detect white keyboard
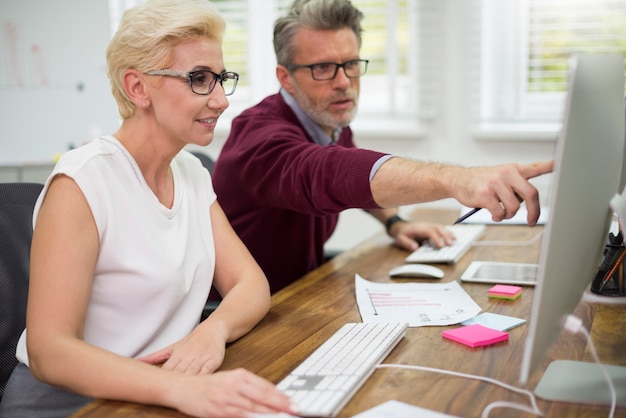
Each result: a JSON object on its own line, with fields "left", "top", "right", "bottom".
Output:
{"left": 405, "top": 224, "right": 486, "bottom": 264}
{"left": 276, "top": 322, "right": 407, "bottom": 417}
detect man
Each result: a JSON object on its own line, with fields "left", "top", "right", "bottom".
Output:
{"left": 213, "top": 0, "right": 552, "bottom": 293}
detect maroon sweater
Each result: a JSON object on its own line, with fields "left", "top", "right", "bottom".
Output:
{"left": 213, "top": 93, "right": 387, "bottom": 293}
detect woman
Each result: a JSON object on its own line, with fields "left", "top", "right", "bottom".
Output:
{"left": 0, "top": 1, "right": 296, "bottom": 417}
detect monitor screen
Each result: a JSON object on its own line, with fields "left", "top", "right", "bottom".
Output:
{"left": 519, "top": 53, "right": 625, "bottom": 386}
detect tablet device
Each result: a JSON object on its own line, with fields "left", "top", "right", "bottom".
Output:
{"left": 460, "top": 261, "right": 538, "bottom": 286}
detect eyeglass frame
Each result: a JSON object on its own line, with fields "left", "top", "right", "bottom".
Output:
{"left": 144, "top": 69, "right": 239, "bottom": 96}
{"left": 286, "top": 59, "right": 369, "bottom": 81}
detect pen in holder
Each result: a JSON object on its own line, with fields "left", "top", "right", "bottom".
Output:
{"left": 590, "top": 231, "right": 626, "bottom": 297}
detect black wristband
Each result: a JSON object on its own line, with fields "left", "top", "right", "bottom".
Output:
{"left": 385, "top": 214, "right": 407, "bottom": 234}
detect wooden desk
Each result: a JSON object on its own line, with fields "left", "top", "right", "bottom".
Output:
{"left": 71, "top": 208, "right": 626, "bottom": 418}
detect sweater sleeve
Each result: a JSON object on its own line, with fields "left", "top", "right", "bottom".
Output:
{"left": 221, "top": 97, "right": 387, "bottom": 216}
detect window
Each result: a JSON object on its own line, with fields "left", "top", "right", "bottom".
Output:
{"left": 479, "top": 0, "right": 626, "bottom": 135}
{"left": 218, "top": 0, "right": 433, "bottom": 131}
{"left": 108, "top": 0, "right": 434, "bottom": 135}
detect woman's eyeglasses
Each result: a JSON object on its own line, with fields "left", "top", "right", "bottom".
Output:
{"left": 144, "top": 69, "right": 239, "bottom": 96}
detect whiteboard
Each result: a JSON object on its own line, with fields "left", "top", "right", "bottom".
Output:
{"left": 0, "top": 0, "right": 120, "bottom": 163}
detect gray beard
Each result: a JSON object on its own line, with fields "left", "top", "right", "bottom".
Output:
{"left": 291, "top": 85, "right": 358, "bottom": 131}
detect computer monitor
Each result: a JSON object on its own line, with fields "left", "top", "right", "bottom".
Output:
{"left": 620, "top": 93, "right": 626, "bottom": 193}
{"left": 519, "top": 53, "right": 626, "bottom": 400}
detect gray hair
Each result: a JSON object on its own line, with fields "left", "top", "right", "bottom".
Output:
{"left": 273, "top": 0, "right": 364, "bottom": 66}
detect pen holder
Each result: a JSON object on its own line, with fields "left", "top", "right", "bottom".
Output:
{"left": 590, "top": 242, "right": 626, "bottom": 297}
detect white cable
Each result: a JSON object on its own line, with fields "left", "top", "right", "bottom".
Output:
{"left": 378, "top": 318, "right": 618, "bottom": 418}
{"left": 564, "top": 314, "right": 617, "bottom": 418}
{"left": 375, "top": 363, "right": 544, "bottom": 417}
{"left": 481, "top": 400, "right": 542, "bottom": 417}
{"left": 563, "top": 314, "right": 583, "bottom": 334}
{"left": 472, "top": 230, "right": 543, "bottom": 247}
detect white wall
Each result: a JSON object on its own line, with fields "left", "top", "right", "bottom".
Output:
{"left": 0, "top": 0, "right": 119, "bottom": 164}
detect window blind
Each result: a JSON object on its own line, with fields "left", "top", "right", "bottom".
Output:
{"left": 109, "top": 0, "right": 442, "bottom": 127}
{"left": 528, "top": 0, "right": 626, "bottom": 93}
{"left": 480, "top": 0, "right": 626, "bottom": 125}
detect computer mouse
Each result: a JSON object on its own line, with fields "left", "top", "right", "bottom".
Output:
{"left": 388, "top": 264, "right": 445, "bottom": 279}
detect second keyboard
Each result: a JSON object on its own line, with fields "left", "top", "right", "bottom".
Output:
{"left": 405, "top": 224, "right": 486, "bottom": 264}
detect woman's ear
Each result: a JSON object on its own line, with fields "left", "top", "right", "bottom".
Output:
{"left": 123, "top": 69, "right": 150, "bottom": 108}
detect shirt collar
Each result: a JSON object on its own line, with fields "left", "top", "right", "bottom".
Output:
{"left": 280, "top": 89, "right": 342, "bottom": 145}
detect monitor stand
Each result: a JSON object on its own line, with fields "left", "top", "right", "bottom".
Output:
{"left": 535, "top": 360, "right": 626, "bottom": 406}
{"left": 582, "top": 288, "right": 626, "bottom": 305}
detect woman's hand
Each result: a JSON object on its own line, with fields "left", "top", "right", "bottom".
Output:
{"left": 138, "top": 320, "right": 229, "bottom": 375}
{"left": 171, "top": 368, "right": 298, "bottom": 418}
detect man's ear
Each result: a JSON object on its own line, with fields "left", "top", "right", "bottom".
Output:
{"left": 276, "top": 64, "right": 295, "bottom": 95}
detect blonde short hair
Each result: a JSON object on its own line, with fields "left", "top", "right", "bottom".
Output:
{"left": 106, "top": 0, "right": 225, "bottom": 119}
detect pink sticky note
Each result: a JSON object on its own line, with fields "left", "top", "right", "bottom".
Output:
{"left": 442, "top": 324, "right": 509, "bottom": 348}
{"left": 488, "top": 284, "right": 522, "bottom": 300}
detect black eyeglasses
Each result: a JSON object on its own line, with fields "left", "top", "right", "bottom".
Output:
{"left": 144, "top": 69, "right": 239, "bottom": 96}
{"left": 286, "top": 59, "right": 369, "bottom": 81}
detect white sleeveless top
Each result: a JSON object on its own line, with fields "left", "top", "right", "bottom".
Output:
{"left": 16, "top": 136, "right": 216, "bottom": 364}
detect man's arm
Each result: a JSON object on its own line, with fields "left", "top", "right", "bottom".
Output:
{"left": 370, "top": 158, "right": 553, "bottom": 226}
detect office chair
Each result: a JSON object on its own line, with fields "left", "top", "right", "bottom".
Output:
{"left": 188, "top": 152, "right": 222, "bottom": 319}
{"left": 0, "top": 182, "right": 43, "bottom": 400}
{"left": 190, "top": 150, "right": 215, "bottom": 174}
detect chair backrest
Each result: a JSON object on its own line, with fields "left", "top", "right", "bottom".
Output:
{"left": 190, "top": 151, "right": 215, "bottom": 174}
{"left": 0, "top": 182, "right": 43, "bottom": 400}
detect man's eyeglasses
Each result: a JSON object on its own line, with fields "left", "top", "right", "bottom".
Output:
{"left": 144, "top": 69, "right": 239, "bottom": 96}
{"left": 286, "top": 59, "right": 369, "bottom": 81}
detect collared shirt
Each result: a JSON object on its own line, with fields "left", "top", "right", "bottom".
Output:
{"left": 280, "top": 89, "right": 393, "bottom": 182}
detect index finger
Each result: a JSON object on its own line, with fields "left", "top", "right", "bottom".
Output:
{"left": 518, "top": 160, "right": 554, "bottom": 180}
